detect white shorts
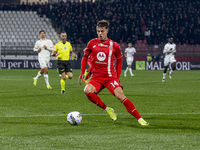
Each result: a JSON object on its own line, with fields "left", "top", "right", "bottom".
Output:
{"left": 38, "top": 57, "right": 50, "bottom": 68}
{"left": 164, "top": 56, "right": 176, "bottom": 66}
{"left": 126, "top": 58, "right": 134, "bottom": 65}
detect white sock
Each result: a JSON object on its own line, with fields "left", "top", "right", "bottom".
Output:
{"left": 138, "top": 118, "right": 143, "bottom": 122}
{"left": 105, "top": 107, "right": 108, "bottom": 111}
{"left": 44, "top": 74, "right": 49, "bottom": 85}
{"left": 124, "top": 67, "right": 129, "bottom": 73}
{"left": 35, "top": 71, "right": 41, "bottom": 80}
{"left": 129, "top": 68, "right": 133, "bottom": 76}
{"left": 163, "top": 73, "right": 166, "bottom": 79}
{"left": 169, "top": 70, "right": 173, "bottom": 74}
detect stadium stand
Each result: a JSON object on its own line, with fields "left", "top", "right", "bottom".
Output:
{"left": 0, "top": 0, "right": 199, "bottom": 45}
{"left": 0, "top": 10, "right": 59, "bottom": 55}
{"left": 0, "top": 0, "right": 199, "bottom": 60}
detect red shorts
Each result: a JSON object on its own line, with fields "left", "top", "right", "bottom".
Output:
{"left": 88, "top": 76, "right": 123, "bottom": 95}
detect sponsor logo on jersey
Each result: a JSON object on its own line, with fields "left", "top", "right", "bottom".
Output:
{"left": 98, "top": 43, "right": 108, "bottom": 47}
{"left": 93, "top": 45, "right": 96, "bottom": 48}
{"left": 97, "top": 52, "right": 106, "bottom": 61}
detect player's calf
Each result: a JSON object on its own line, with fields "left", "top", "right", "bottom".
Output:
{"left": 162, "top": 66, "right": 168, "bottom": 82}
{"left": 171, "top": 62, "right": 176, "bottom": 73}
{"left": 169, "top": 62, "right": 176, "bottom": 79}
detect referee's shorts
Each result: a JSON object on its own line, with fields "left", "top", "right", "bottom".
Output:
{"left": 57, "top": 60, "right": 72, "bottom": 74}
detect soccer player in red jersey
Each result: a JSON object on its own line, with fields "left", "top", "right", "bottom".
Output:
{"left": 79, "top": 20, "right": 149, "bottom": 126}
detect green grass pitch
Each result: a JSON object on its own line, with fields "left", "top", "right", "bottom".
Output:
{"left": 0, "top": 69, "right": 199, "bottom": 150}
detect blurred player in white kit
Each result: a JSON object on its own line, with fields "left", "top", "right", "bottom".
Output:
{"left": 124, "top": 43, "right": 136, "bottom": 77}
{"left": 162, "top": 38, "right": 176, "bottom": 82}
{"left": 33, "top": 30, "right": 55, "bottom": 89}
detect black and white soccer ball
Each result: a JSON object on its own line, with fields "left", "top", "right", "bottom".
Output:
{"left": 67, "top": 111, "right": 82, "bottom": 125}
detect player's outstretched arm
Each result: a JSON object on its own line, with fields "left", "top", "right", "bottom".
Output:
{"left": 116, "top": 57, "right": 123, "bottom": 79}
{"left": 71, "top": 52, "right": 78, "bottom": 59}
{"left": 163, "top": 45, "right": 168, "bottom": 54}
{"left": 173, "top": 45, "right": 176, "bottom": 55}
{"left": 124, "top": 52, "right": 127, "bottom": 58}
{"left": 79, "top": 53, "right": 89, "bottom": 85}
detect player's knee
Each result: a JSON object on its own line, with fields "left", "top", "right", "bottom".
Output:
{"left": 68, "top": 74, "right": 73, "bottom": 79}
{"left": 164, "top": 66, "right": 168, "bottom": 73}
{"left": 115, "top": 92, "right": 126, "bottom": 102}
{"left": 84, "top": 85, "right": 95, "bottom": 94}
{"left": 40, "top": 69, "right": 44, "bottom": 74}
{"left": 84, "top": 87, "right": 91, "bottom": 94}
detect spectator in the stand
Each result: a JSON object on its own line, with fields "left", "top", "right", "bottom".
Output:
{"left": 147, "top": 54, "right": 152, "bottom": 62}
{"left": 0, "top": 0, "right": 199, "bottom": 45}
{"left": 144, "top": 27, "right": 151, "bottom": 44}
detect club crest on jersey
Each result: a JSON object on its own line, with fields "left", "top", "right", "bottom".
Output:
{"left": 64, "top": 47, "right": 66, "bottom": 49}
{"left": 97, "top": 52, "right": 106, "bottom": 61}
{"left": 98, "top": 43, "right": 108, "bottom": 47}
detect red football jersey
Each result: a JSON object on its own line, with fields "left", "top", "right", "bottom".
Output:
{"left": 87, "top": 53, "right": 93, "bottom": 68}
{"left": 85, "top": 38, "right": 122, "bottom": 77}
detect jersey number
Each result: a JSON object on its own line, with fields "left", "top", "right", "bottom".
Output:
{"left": 110, "top": 81, "right": 119, "bottom": 88}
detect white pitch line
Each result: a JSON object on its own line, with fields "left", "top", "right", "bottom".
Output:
{"left": 0, "top": 113, "right": 199, "bottom": 118}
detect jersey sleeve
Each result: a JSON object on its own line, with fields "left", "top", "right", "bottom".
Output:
{"left": 33, "top": 41, "right": 39, "bottom": 51}
{"left": 114, "top": 43, "right": 123, "bottom": 59}
{"left": 54, "top": 43, "right": 59, "bottom": 52}
{"left": 47, "top": 40, "right": 55, "bottom": 51}
{"left": 174, "top": 44, "right": 176, "bottom": 52}
{"left": 84, "top": 40, "right": 92, "bottom": 55}
{"left": 125, "top": 48, "right": 127, "bottom": 53}
{"left": 70, "top": 43, "right": 73, "bottom": 52}
{"left": 163, "top": 44, "right": 168, "bottom": 54}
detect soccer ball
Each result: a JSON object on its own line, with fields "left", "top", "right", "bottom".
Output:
{"left": 67, "top": 111, "right": 82, "bottom": 125}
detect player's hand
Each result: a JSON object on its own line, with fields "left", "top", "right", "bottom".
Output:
{"left": 56, "top": 53, "right": 60, "bottom": 56}
{"left": 78, "top": 74, "right": 85, "bottom": 85}
{"left": 43, "top": 45, "right": 47, "bottom": 49}
{"left": 167, "top": 52, "right": 171, "bottom": 54}
{"left": 38, "top": 48, "right": 41, "bottom": 52}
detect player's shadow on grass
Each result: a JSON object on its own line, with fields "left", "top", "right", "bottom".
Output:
{"left": 115, "top": 117, "right": 200, "bottom": 131}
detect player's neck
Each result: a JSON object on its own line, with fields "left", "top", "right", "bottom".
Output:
{"left": 100, "top": 38, "right": 108, "bottom": 43}
{"left": 62, "top": 40, "right": 66, "bottom": 44}
{"left": 41, "top": 38, "right": 46, "bottom": 40}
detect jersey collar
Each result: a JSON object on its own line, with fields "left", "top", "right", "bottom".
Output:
{"left": 98, "top": 38, "right": 110, "bottom": 43}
